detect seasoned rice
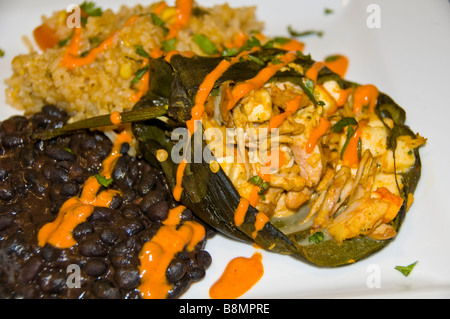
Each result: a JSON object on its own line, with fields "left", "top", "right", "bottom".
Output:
{"left": 4, "top": 2, "right": 263, "bottom": 121}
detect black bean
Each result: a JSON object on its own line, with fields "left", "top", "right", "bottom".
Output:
{"left": 0, "top": 213, "right": 14, "bottom": 231}
{"left": 40, "top": 244, "right": 61, "bottom": 262}
{"left": 120, "top": 143, "right": 130, "bottom": 155}
{"left": 136, "top": 173, "right": 158, "bottom": 196}
{"left": 48, "top": 167, "right": 69, "bottom": 184}
{"left": 42, "top": 105, "right": 68, "bottom": 119}
{"left": 100, "top": 228, "right": 122, "bottom": 246}
{"left": 146, "top": 200, "right": 169, "bottom": 222}
{"left": 196, "top": 250, "right": 212, "bottom": 269}
{"left": 78, "top": 240, "right": 107, "bottom": 257}
{"left": 139, "top": 189, "right": 168, "bottom": 214}
{"left": 109, "top": 194, "right": 122, "bottom": 210}
{"left": 123, "top": 218, "right": 144, "bottom": 236}
{"left": 2, "top": 134, "right": 24, "bottom": 148}
{"left": 111, "top": 157, "right": 128, "bottom": 181}
{"left": 38, "top": 271, "right": 66, "bottom": 293}
{"left": 0, "top": 181, "right": 15, "bottom": 201}
{"left": 188, "top": 265, "right": 205, "bottom": 282}
{"left": 92, "top": 279, "right": 121, "bottom": 299}
{"left": 85, "top": 259, "right": 107, "bottom": 277}
{"left": 115, "top": 267, "right": 140, "bottom": 290}
{"left": 73, "top": 223, "right": 96, "bottom": 241}
{"left": 0, "top": 160, "right": 14, "bottom": 180}
{"left": 20, "top": 144, "right": 37, "bottom": 167}
{"left": 168, "top": 276, "right": 190, "bottom": 299}
{"left": 45, "top": 146, "right": 75, "bottom": 162}
{"left": 166, "top": 258, "right": 187, "bottom": 284}
{"left": 19, "top": 256, "right": 42, "bottom": 283}
{"left": 60, "top": 182, "right": 79, "bottom": 197}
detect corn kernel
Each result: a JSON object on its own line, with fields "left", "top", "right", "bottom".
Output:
{"left": 161, "top": 7, "right": 177, "bottom": 25}
{"left": 119, "top": 62, "right": 132, "bottom": 79}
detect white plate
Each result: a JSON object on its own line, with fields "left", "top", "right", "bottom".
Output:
{"left": 1, "top": 0, "right": 449, "bottom": 299}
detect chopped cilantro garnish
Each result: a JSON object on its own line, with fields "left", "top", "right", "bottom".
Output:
{"left": 395, "top": 261, "right": 418, "bottom": 277}
{"left": 130, "top": 65, "right": 150, "bottom": 86}
{"left": 58, "top": 31, "right": 74, "bottom": 47}
{"left": 162, "top": 37, "right": 178, "bottom": 51}
{"left": 134, "top": 44, "right": 150, "bottom": 59}
{"left": 150, "top": 12, "right": 169, "bottom": 35}
{"left": 0, "top": 49, "right": 5, "bottom": 57}
{"left": 248, "top": 175, "right": 270, "bottom": 196}
{"left": 309, "top": 232, "right": 324, "bottom": 244}
{"left": 95, "top": 174, "right": 113, "bottom": 187}
{"left": 288, "top": 25, "right": 323, "bottom": 38}
{"left": 80, "top": 1, "right": 103, "bottom": 17}
{"left": 193, "top": 34, "right": 219, "bottom": 55}
{"left": 331, "top": 117, "right": 358, "bottom": 132}
{"left": 324, "top": 8, "right": 334, "bottom": 15}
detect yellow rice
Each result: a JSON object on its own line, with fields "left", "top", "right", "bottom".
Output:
{"left": 4, "top": 2, "right": 263, "bottom": 121}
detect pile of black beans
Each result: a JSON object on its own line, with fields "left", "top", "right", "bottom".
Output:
{"left": 0, "top": 105, "right": 213, "bottom": 299}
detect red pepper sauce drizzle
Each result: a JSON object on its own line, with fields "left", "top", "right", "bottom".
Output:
{"left": 138, "top": 205, "right": 205, "bottom": 299}
{"left": 38, "top": 126, "right": 133, "bottom": 248}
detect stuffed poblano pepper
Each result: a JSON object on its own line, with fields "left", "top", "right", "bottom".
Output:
{"left": 129, "top": 47, "right": 425, "bottom": 267}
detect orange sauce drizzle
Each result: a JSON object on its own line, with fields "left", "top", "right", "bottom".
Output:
{"left": 110, "top": 111, "right": 122, "bottom": 125}
{"left": 130, "top": 58, "right": 150, "bottom": 102}
{"left": 209, "top": 252, "right": 264, "bottom": 299}
{"left": 138, "top": 205, "right": 205, "bottom": 299}
{"left": 305, "top": 61, "right": 324, "bottom": 83}
{"left": 269, "top": 95, "right": 302, "bottom": 129}
{"left": 353, "top": 84, "right": 379, "bottom": 114}
{"left": 342, "top": 122, "right": 365, "bottom": 168}
{"left": 252, "top": 212, "right": 270, "bottom": 239}
{"left": 305, "top": 117, "right": 331, "bottom": 153}
{"left": 324, "top": 54, "right": 348, "bottom": 78}
{"left": 234, "top": 198, "right": 250, "bottom": 227}
{"left": 227, "top": 51, "right": 298, "bottom": 111}
{"left": 37, "top": 128, "right": 133, "bottom": 248}
{"left": 60, "top": 15, "right": 138, "bottom": 69}
{"left": 280, "top": 39, "right": 304, "bottom": 52}
{"left": 167, "top": 0, "right": 193, "bottom": 39}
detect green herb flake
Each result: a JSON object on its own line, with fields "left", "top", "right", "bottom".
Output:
{"left": 331, "top": 117, "right": 358, "bottom": 132}
{"left": 162, "top": 38, "right": 178, "bottom": 51}
{"left": 134, "top": 44, "right": 150, "bottom": 59}
{"left": 0, "top": 49, "right": 4, "bottom": 57}
{"left": 80, "top": 1, "right": 103, "bottom": 17}
{"left": 309, "top": 232, "right": 324, "bottom": 244}
{"left": 248, "top": 175, "right": 270, "bottom": 195}
{"left": 395, "top": 261, "right": 418, "bottom": 277}
{"left": 150, "top": 12, "right": 169, "bottom": 35}
{"left": 288, "top": 26, "right": 323, "bottom": 38}
{"left": 64, "top": 147, "right": 74, "bottom": 155}
{"left": 325, "top": 55, "right": 340, "bottom": 63}
{"left": 193, "top": 34, "right": 219, "bottom": 55}
{"left": 340, "top": 125, "right": 356, "bottom": 158}
{"left": 248, "top": 55, "right": 265, "bottom": 66}
{"left": 95, "top": 174, "right": 113, "bottom": 187}
{"left": 130, "top": 65, "right": 150, "bottom": 86}
{"left": 58, "top": 31, "right": 74, "bottom": 47}
{"left": 324, "top": 8, "right": 334, "bottom": 15}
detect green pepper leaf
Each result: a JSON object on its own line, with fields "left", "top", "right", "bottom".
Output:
{"left": 340, "top": 125, "right": 356, "bottom": 158}
{"left": 95, "top": 174, "right": 113, "bottom": 187}
{"left": 395, "top": 261, "right": 418, "bottom": 277}
{"left": 331, "top": 117, "right": 358, "bottom": 132}
{"left": 80, "top": 1, "right": 103, "bottom": 17}
{"left": 193, "top": 34, "right": 219, "bottom": 55}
